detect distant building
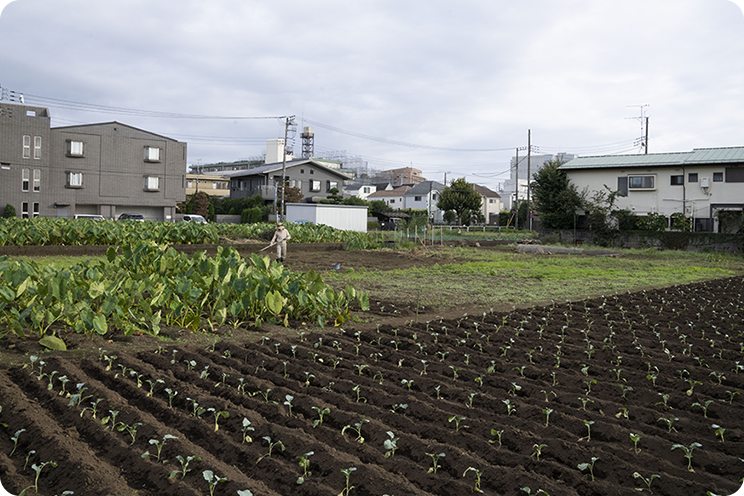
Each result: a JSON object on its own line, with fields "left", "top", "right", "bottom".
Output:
{"left": 0, "top": 103, "right": 187, "bottom": 220}
{"left": 500, "top": 153, "right": 575, "bottom": 210}
{"left": 379, "top": 167, "right": 425, "bottom": 186}
{"left": 186, "top": 173, "right": 230, "bottom": 197}
{"left": 472, "top": 184, "right": 503, "bottom": 224}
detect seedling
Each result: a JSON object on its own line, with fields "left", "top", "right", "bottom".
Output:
{"left": 257, "top": 436, "right": 285, "bottom": 463}
{"left": 101, "top": 410, "right": 121, "bottom": 431}
{"left": 341, "top": 419, "right": 369, "bottom": 444}
{"left": 531, "top": 443, "right": 547, "bottom": 461}
{"left": 646, "top": 373, "right": 658, "bottom": 387}
{"left": 711, "top": 424, "right": 725, "bottom": 442}
{"left": 655, "top": 392, "right": 672, "bottom": 409}
{"left": 520, "top": 488, "right": 549, "bottom": 495}
{"left": 202, "top": 470, "right": 227, "bottom": 496}
{"left": 577, "top": 456, "right": 598, "bottom": 481}
{"left": 671, "top": 442, "right": 702, "bottom": 472}
{"left": 373, "top": 371, "right": 384, "bottom": 385}
{"left": 449, "top": 366, "right": 461, "bottom": 380}
{"left": 448, "top": 415, "right": 468, "bottom": 432}
{"left": 709, "top": 371, "right": 725, "bottom": 385}
{"left": 489, "top": 428, "right": 504, "bottom": 448}
{"left": 657, "top": 416, "right": 679, "bottom": 433}
{"left": 355, "top": 364, "right": 368, "bottom": 376}
{"left": 142, "top": 434, "right": 178, "bottom": 463}
{"left": 10, "top": 428, "right": 25, "bottom": 457}
{"left": 691, "top": 400, "right": 713, "bottom": 418}
{"left": 583, "top": 379, "right": 597, "bottom": 394}
{"left": 390, "top": 403, "right": 408, "bottom": 414}
{"left": 578, "top": 397, "right": 594, "bottom": 412}
{"left": 187, "top": 398, "right": 206, "bottom": 418}
{"left": 541, "top": 390, "right": 557, "bottom": 402}
{"left": 57, "top": 375, "right": 70, "bottom": 396}
{"left": 339, "top": 467, "right": 356, "bottom": 496}
{"left": 145, "top": 379, "right": 164, "bottom": 397}
{"left": 503, "top": 399, "right": 516, "bottom": 416}
{"left": 164, "top": 388, "right": 178, "bottom": 408}
{"left": 241, "top": 418, "right": 255, "bottom": 443}
{"left": 401, "top": 378, "right": 414, "bottom": 391}
{"left": 303, "top": 372, "right": 315, "bottom": 388}
{"left": 383, "top": 431, "right": 399, "bottom": 458}
{"left": 68, "top": 383, "right": 90, "bottom": 407}
{"left": 207, "top": 408, "right": 229, "bottom": 431}
{"left": 23, "top": 450, "right": 35, "bottom": 470}
{"left": 169, "top": 455, "right": 201, "bottom": 480}
{"left": 615, "top": 384, "right": 633, "bottom": 398}
{"left": 580, "top": 420, "right": 594, "bottom": 442}
{"left": 725, "top": 390, "right": 740, "bottom": 404}
{"left": 117, "top": 422, "right": 143, "bottom": 445}
{"left": 542, "top": 408, "right": 553, "bottom": 427}
{"left": 22, "top": 460, "right": 57, "bottom": 495}
{"left": 466, "top": 393, "right": 477, "bottom": 408}
{"left": 297, "top": 451, "right": 313, "bottom": 484}
{"left": 684, "top": 379, "right": 702, "bottom": 396}
{"left": 352, "top": 385, "right": 367, "bottom": 403}
{"left": 80, "top": 398, "right": 104, "bottom": 419}
{"left": 508, "top": 382, "right": 522, "bottom": 396}
{"left": 463, "top": 467, "right": 484, "bottom": 493}
{"left": 426, "top": 452, "right": 445, "bottom": 474}
{"left": 616, "top": 407, "right": 629, "bottom": 419}
{"left": 256, "top": 388, "right": 273, "bottom": 404}
{"left": 633, "top": 472, "right": 660, "bottom": 492}
{"left": 311, "top": 406, "right": 330, "bottom": 428}
{"left": 630, "top": 433, "right": 641, "bottom": 454}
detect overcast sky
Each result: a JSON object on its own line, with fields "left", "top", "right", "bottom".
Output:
{"left": 2, "top": 0, "right": 744, "bottom": 191}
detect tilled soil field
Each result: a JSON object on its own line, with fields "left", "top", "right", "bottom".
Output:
{"left": 0, "top": 247, "right": 743, "bottom": 495}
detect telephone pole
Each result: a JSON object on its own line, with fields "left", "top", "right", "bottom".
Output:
{"left": 279, "top": 115, "right": 296, "bottom": 222}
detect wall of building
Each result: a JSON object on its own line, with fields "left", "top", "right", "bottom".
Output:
{"left": 285, "top": 203, "right": 368, "bottom": 232}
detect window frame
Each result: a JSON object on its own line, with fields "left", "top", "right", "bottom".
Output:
{"left": 628, "top": 175, "right": 655, "bottom": 190}
{"left": 22, "top": 168, "right": 29, "bottom": 192}
{"left": 670, "top": 175, "right": 684, "bottom": 186}
{"left": 144, "top": 146, "right": 161, "bottom": 163}
{"left": 66, "top": 171, "right": 84, "bottom": 188}
{"left": 22, "top": 135, "right": 30, "bottom": 159}
{"left": 33, "top": 169, "right": 40, "bottom": 192}
{"left": 327, "top": 180, "right": 338, "bottom": 192}
{"left": 713, "top": 172, "right": 723, "bottom": 182}
{"left": 688, "top": 172, "right": 698, "bottom": 183}
{"left": 22, "top": 202, "right": 29, "bottom": 219}
{"left": 32, "top": 202, "right": 39, "bottom": 218}
{"left": 33, "top": 136, "right": 42, "bottom": 159}
{"left": 144, "top": 175, "right": 160, "bottom": 191}
{"left": 67, "top": 140, "right": 84, "bottom": 157}
{"left": 309, "top": 180, "right": 321, "bottom": 192}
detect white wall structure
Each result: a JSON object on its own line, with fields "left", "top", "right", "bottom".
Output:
{"left": 286, "top": 203, "right": 368, "bottom": 232}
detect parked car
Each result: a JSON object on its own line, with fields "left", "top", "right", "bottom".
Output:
{"left": 117, "top": 213, "right": 146, "bottom": 221}
{"left": 74, "top": 214, "right": 105, "bottom": 221}
{"left": 182, "top": 214, "right": 207, "bottom": 223}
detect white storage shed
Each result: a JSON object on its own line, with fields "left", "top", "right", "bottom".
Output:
{"left": 285, "top": 204, "right": 368, "bottom": 232}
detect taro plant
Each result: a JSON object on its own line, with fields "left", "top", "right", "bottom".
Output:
{"left": 671, "top": 442, "right": 702, "bottom": 472}
{"left": 202, "top": 470, "right": 227, "bottom": 496}
{"left": 577, "top": 457, "right": 598, "bottom": 481}
{"left": 296, "top": 451, "right": 314, "bottom": 485}
{"left": 633, "top": 472, "right": 660, "bottom": 492}
{"left": 426, "top": 452, "right": 445, "bottom": 474}
{"left": 383, "top": 431, "right": 399, "bottom": 458}
{"left": 463, "top": 467, "right": 484, "bottom": 493}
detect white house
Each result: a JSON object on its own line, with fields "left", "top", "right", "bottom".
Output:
{"left": 473, "top": 184, "right": 503, "bottom": 224}
{"left": 366, "top": 185, "right": 411, "bottom": 208}
{"left": 343, "top": 182, "right": 378, "bottom": 200}
{"left": 560, "top": 146, "right": 744, "bottom": 232}
{"left": 403, "top": 181, "right": 445, "bottom": 222}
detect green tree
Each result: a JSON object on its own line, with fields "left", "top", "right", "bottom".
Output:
{"left": 531, "top": 158, "right": 583, "bottom": 229}
{"left": 369, "top": 200, "right": 392, "bottom": 215}
{"left": 3, "top": 204, "right": 16, "bottom": 218}
{"left": 437, "top": 178, "right": 482, "bottom": 225}
{"left": 319, "top": 187, "right": 344, "bottom": 204}
{"left": 343, "top": 196, "right": 368, "bottom": 206}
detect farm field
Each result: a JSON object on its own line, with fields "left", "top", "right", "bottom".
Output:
{"left": 0, "top": 246, "right": 743, "bottom": 496}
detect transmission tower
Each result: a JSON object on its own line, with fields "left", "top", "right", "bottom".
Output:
{"left": 301, "top": 126, "right": 314, "bottom": 158}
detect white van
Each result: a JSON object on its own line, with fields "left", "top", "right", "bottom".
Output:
{"left": 74, "top": 214, "right": 105, "bottom": 221}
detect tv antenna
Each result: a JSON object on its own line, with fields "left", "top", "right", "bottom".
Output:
{"left": 626, "top": 104, "right": 650, "bottom": 154}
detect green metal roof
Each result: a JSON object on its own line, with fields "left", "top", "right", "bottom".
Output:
{"left": 559, "top": 146, "right": 744, "bottom": 170}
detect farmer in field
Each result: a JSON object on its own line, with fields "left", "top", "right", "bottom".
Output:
{"left": 271, "top": 222, "right": 291, "bottom": 263}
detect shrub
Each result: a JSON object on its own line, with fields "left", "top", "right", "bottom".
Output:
{"left": 2, "top": 204, "right": 15, "bottom": 218}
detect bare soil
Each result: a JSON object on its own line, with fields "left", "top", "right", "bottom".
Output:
{"left": 0, "top": 245, "right": 742, "bottom": 496}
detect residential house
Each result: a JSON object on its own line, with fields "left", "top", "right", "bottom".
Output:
{"left": 473, "top": 184, "right": 503, "bottom": 224}
{"left": 186, "top": 173, "right": 230, "bottom": 197}
{"left": 560, "top": 146, "right": 744, "bottom": 232}
{"left": 0, "top": 103, "right": 187, "bottom": 220}
{"left": 366, "top": 185, "right": 411, "bottom": 208}
{"left": 403, "top": 180, "right": 445, "bottom": 222}
{"left": 343, "top": 182, "right": 378, "bottom": 200}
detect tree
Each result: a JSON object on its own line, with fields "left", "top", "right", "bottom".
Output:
{"left": 3, "top": 204, "right": 16, "bottom": 218}
{"left": 319, "top": 187, "right": 344, "bottom": 204}
{"left": 531, "top": 158, "right": 583, "bottom": 229}
{"left": 369, "top": 200, "right": 392, "bottom": 215}
{"left": 437, "top": 178, "right": 482, "bottom": 225}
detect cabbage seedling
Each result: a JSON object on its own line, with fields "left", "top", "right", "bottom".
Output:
{"left": 489, "top": 429, "right": 504, "bottom": 448}
{"left": 339, "top": 467, "right": 356, "bottom": 496}
{"left": 657, "top": 416, "right": 679, "bottom": 433}
{"left": 202, "top": 470, "right": 226, "bottom": 496}
{"left": 23, "top": 450, "right": 35, "bottom": 470}
{"left": 241, "top": 418, "right": 255, "bottom": 443}
{"left": 448, "top": 415, "right": 468, "bottom": 432}
{"left": 296, "top": 451, "right": 313, "bottom": 484}
{"left": 169, "top": 455, "right": 201, "bottom": 480}
{"left": 142, "top": 434, "right": 178, "bottom": 462}
{"left": 463, "top": 467, "right": 484, "bottom": 493}
{"left": 117, "top": 422, "right": 143, "bottom": 445}
{"left": 383, "top": 431, "right": 399, "bottom": 458}
{"left": 187, "top": 398, "right": 206, "bottom": 418}
{"left": 633, "top": 471, "right": 660, "bottom": 492}
{"left": 671, "top": 442, "right": 702, "bottom": 472}
{"left": 57, "top": 375, "right": 70, "bottom": 396}
{"left": 630, "top": 433, "right": 641, "bottom": 454}
{"left": 426, "top": 452, "right": 445, "bottom": 473}
{"left": 164, "top": 388, "right": 177, "bottom": 408}
{"left": 531, "top": 443, "right": 546, "bottom": 461}
{"left": 580, "top": 420, "right": 594, "bottom": 442}
{"left": 577, "top": 457, "right": 598, "bottom": 481}
{"left": 390, "top": 403, "right": 407, "bottom": 414}
{"left": 684, "top": 379, "right": 702, "bottom": 396}
{"left": 311, "top": 407, "right": 330, "bottom": 428}
{"left": 352, "top": 385, "right": 366, "bottom": 403}
{"left": 342, "top": 419, "right": 369, "bottom": 444}
{"left": 80, "top": 398, "right": 104, "bottom": 419}
{"left": 520, "top": 487, "right": 549, "bottom": 495}
{"left": 145, "top": 379, "right": 164, "bottom": 397}
{"left": 711, "top": 424, "right": 725, "bottom": 442}
{"left": 502, "top": 399, "right": 516, "bottom": 416}
{"left": 691, "top": 400, "right": 713, "bottom": 418}
{"left": 10, "top": 429, "right": 25, "bottom": 456}
{"left": 257, "top": 437, "right": 285, "bottom": 463}
{"left": 20, "top": 460, "right": 57, "bottom": 495}
{"left": 283, "top": 395, "right": 294, "bottom": 417}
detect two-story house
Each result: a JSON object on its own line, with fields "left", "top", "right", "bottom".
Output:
{"left": 560, "top": 146, "right": 744, "bottom": 232}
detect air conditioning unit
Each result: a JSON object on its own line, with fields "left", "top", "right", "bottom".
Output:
{"left": 701, "top": 177, "right": 710, "bottom": 187}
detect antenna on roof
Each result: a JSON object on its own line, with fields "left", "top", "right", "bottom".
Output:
{"left": 626, "top": 104, "right": 650, "bottom": 154}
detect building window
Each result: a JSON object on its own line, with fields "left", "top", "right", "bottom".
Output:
{"left": 22, "top": 135, "right": 30, "bottom": 159}
{"left": 144, "top": 176, "right": 160, "bottom": 191}
{"left": 390, "top": 199, "right": 395, "bottom": 204}
{"left": 310, "top": 180, "right": 321, "bottom": 192}
{"left": 22, "top": 168, "right": 29, "bottom": 192}
{"left": 414, "top": 196, "right": 422, "bottom": 201}
{"left": 726, "top": 167, "right": 744, "bottom": 182}
{"left": 33, "top": 137, "right": 42, "bottom": 159}
{"left": 433, "top": 193, "right": 438, "bottom": 200}
{"left": 33, "top": 169, "right": 40, "bottom": 192}
{"left": 310, "top": 169, "right": 314, "bottom": 174}
{"left": 22, "top": 202, "right": 28, "bottom": 218}
{"left": 489, "top": 199, "right": 496, "bottom": 204}
{"left": 33, "top": 202, "right": 39, "bottom": 218}
{"left": 713, "top": 172, "right": 723, "bottom": 182}
{"left": 144, "top": 146, "right": 161, "bottom": 163}
{"left": 327, "top": 181, "right": 338, "bottom": 192}
{"left": 300, "top": 169, "right": 304, "bottom": 174}
{"left": 363, "top": 186, "right": 371, "bottom": 194}
{"left": 66, "top": 172, "right": 83, "bottom": 188}
{"left": 187, "top": 180, "right": 193, "bottom": 188}
{"left": 67, "top": 140, "right": 84, "bottom": 157}
{"left": 628, "top": 175, "right": 655, "bottom": 189}
{"left": 670, "top": 175, "right": 684, "bottom": 186}
{"left": 617, "top": 177, "right": 628, "bottom": 196}
{"left": 688, "top": 173, "right": 698, "bottom": 183}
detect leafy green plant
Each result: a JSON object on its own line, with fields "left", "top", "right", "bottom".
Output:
{"left": 169, "top": 455, "right": 201, "bottom": 480}
{"left": 311, "top": 406, "right": 330, "bottom": 428}
{"left": 257, "top": 436, "right": 285, "bottom": 463}
{"left": 426, "top": 452, "right": 445, "bottom": 474}
{"left": 463, "top": 467, "right": 484, "bottom": 493}
{"left": 341, "top": 419, "right": 369, "bottom": 444}
{"left": 520, "top": 487, "right": 549, "bottom": 496}
{"left": 633, "top": 472, "right": 660, "bottom": 492}
{"left": 10, "top": 428, "right": 25, "bottom": 457}
{"left": 117, "top": 422, "right": 143, "bottom": 445}
{"left": 18, "top": 460, "right": 57, "bottom": 496}
{"left": 630, "top": 433, "right": 642, "bottom": 454}
{"left": 671, "top": 442, "right": 702, "bottom": 472}
{"left": 531, "top": 443, "right": 546, "bottom": 461}
{"left": 202, "top": 470, "right": 227, "bottom": 496}
{"left": 577, "top": 457, "right": 598, "bottom": 481}
{"left": 339, "top": 467, "right": 356, "bottom": 496}
{"left": 383, "top": 431, "right": 399, "bottom": 458}
{"left": 580, "top": 420, "right": 594, "bottom": 442}
{"left": 503, "top": 399, "right": 516, "bottom": 416}
{"left": 691, "top": 400, "right": 713, "bottom": 418}
{"left": 657, "top": 416, "right": 679, "bottom": 433}
{"left": 489, "top": 429, "right": 504, "bottom": 448}
{"left": 296, "top": 451, "right": 313, "bottom": 485}
{"left": 542, "top": 408, "right": 553, "bottom": 427}
{"left": 711, "top": 424, "right": 725, "bottom": 443}
{"left": 142, "top": 434, "right": 178, "bottom": 463}
{"left": 448, "top": 415, "right": 468, "bottom": 432}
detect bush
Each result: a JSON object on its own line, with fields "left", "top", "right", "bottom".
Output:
{"left": 241, "top": 206, "right": 265, "bottom": 224}
{"left": 2, "top": 204, "right": 16, "bottom": 218}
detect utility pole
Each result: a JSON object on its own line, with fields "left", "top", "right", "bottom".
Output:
{"left": 279, "top": 115, "right": 296, "bottom": 222}
{"left": 527, "top": 130, "right": 531, "bottom": 231}
{"left": 627, "top": 104, "right": 649, "bottom": 154}
{"left": 514, "top": 147, "right": 519, "bottom": 230}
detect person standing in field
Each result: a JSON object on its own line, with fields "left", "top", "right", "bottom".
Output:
{"left": 271, "top": 222, "right": 291, "bottom": 263}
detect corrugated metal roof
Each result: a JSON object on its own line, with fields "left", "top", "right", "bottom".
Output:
{"left": 559, "top": 146, "right": 744, "bottom": 170}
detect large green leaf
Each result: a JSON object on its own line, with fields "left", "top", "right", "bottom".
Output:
{"left": 39, "top": 335, "right": 67, "bottom": 351}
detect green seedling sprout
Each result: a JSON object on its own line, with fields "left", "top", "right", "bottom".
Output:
{"left": 725, "top": 390, "right": 740, "bottom": 404}
{"left": 402, "top": 378, "right": 414, "bottom": 391}
{"left": 44, "top": 370, "right": 58, "bottom": 390}
{"left": 296, "top": 451, "right": 314, "bottom": 484}
{"left": 187, "top": 398, "right": 206, "bottom": 418}
{"left": 206, "top": 408, "right": 229, "bottom": 431}
{"left": 80, "top": 398, "right": 103, "bottom": 419}
{"left": 711, "top": 424, "right": 725, "bottom": 442}
{"left": 164, "top": 388, "right": 177, "bottom": 408}
{"left": 57, "top": 375, "right": 70, "bottom": 396}
{"left": 655, "top": 392, "right": 672, "bottom": 409}
{"left": 342, "top": 419, "right": 369, "bottom": 444}
{"left": 312, "top": 406, "right": 330, "bottom": 428}
{"left": 23, "top": 450, "right": 35, "bottom": 470}
{"left": 373, "top": 371, "right": 384, "bottom": 385}
{"left": 542, "top": 408, "right": 553, "bottom": 427}
{"left": 616, "top": 407, "right": 629, "bottom": 419}
{"left": 657, "top": 416, "right": 679, "bottom": 433}
{"left": 283, "top": 395, "right": 294, "bottom": 417}
{"left": 520, "top": 487, "right": 549, "bottom": 495}
{"left": 466, "top": 393, "right": 477, "bottom": 409}
{"left": 633, "top": 472, "right": 660, "bottom": 492}
{"left": 383, "top": 431, "right": 399, "bottom": 458}
{"left": 339, "top": 467, "right": 356, "bottom": 496}
{"left": 169, "top": 455, "right": 201, "bottom": 480}
{"left": 580, "top": 420, "right": 594, "bottom": 442}
{"left": 215, "top": 372, "right": 230, "bottom": 388}
{"left": 531, "top": 443, "right": 546, "bottom": 461}
{"left": 508, "top": 382, "right": 522, "bottom": 396}
{"left": 355, "top": 364, "right": 368, "bottom": 376}
{"left": 426, "top": 452, "right": 445, "bottom": 474}
{"left": 463, "top": 467, "right": 484, "bottom": 493}
{"left": 434, "top": 385, "right": 442, "bottom": 400}
{"left": 129, "top": 370, "right": 144, "bottom": 388}
{"left": 68, "top": 383, "right": 90, "bottom": 407}
{"left": 448, "top": 415, "right": 468, "bottom": 432}
{"left": 489, "top": 429, "right": 504, "bottom": 448}
{"left": 20, "top": 460, "right": 57, "bottom": 495}
{"left": 390, "top": 403, "right": 408, "bottom": 414}
{"left": 577, "top": 456, "right": 598, "bottom": 481}
{"left": 503, "top": 399, "right": 516, "bottom": 416}
{"left": 145, "top": 379, "right": 164, "bottom": 397}
{"left": 709, "top": 371, "right": 725, "bottom": 385}
{"left": 117, "top": 422, "right": 143, "bottom": 445}
{"left": 303, "top": 372, "right": 315, "bottom": 387}
{"left": 691, "top": 400, "right": 713, "bottom": 418}
{"left": 142, "top": 434, "right": 178, "bottom": 463}
{"left": 257, "top": 436, "right": 285, "bottom": 463}
{"left": 101, "top": 410, "right": 121, "bottom": 431}
{"left": 583, "top": 379, "right": 597, "bottom": 394}
{"left": 630, "top": 433, "right": 641, "bottom": 454}
{"left": 202, "top": 470, "right": 227, "bottom": 496}
{"left": 685, "top": 379, "right": 702, "bottom": 396}
{"left": 256, "top": 388, "right": 272, "bottom": 403}
{"left": 541, "top": 390, "right": 557, "bottom": 402}
{"left": 241, "top": 418, "right": 255, "bottom": 444}
{"left": 615, "top": 384, "right": 633, "bottom": 398}
{"left": 671, "top": 442, "right": 702, "bottom": 472}
{"left": 352, "top": 385, "right": 366, "bottom": 403}
{"left": 578, "top": 397, "right": 594, "bottom": 412}
{"left": 10, "top": 428, "right": 25, "bottom": 456}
